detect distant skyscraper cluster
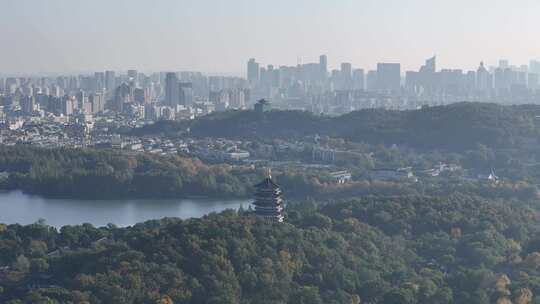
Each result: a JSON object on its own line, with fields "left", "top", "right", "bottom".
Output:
{"left": 1, "top": 54, "right": 540, "bottom": 123}
{"left": 245, "top": 55, "right": 540, "bottom": 114}
{"left": 404, "top": 57, "right": 540, "bottom": 102}
{"left": 0, "top": 69, "right": 249, "bottom": 124}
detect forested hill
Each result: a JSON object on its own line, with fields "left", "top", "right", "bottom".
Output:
{"left": 332, "top": 103, "right": 539, "bottom": 149}
{"left": 2, "top": 194, "right": 540, "bottom": 303}
{"left": 179, "top": 102, "right": 540, "bottom": 150}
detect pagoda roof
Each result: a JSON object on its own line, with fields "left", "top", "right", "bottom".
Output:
{"left": 254, "top": 177, "right": 280, "bottom": 190}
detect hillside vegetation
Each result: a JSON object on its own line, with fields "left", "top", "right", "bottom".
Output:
{"left": 180, "top": 103, "right": 540, "bottom": 150}
{"left": 2, "top": 195, "right": 540, "bottom": 303}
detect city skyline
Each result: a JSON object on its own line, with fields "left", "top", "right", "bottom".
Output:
{"left": 2, "top": 0, "right": 540, "bottom": 75}
{"left": 1, "top": 54, "right": 540, "bottom": 78}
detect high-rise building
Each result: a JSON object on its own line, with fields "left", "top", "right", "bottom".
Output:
{"left": 416, "top": 56, "right": 437, "bottom": 94}
{"left": 262, "top": 65, "right": 278, "bottom": 88}
{"left": 133, "top": 88, "right": 146, "bottom": 104}
{"left": 340, "top": 63, "right": 352, "bottom": 90}
{"left": 421, "top": 56, "right": 436, "bottom": 73}
{"left": 114, "top": 82, "right": 132, "bottom": 112}
{"left": 530, "top": 60, "right": 540, "bottom": 74}
{"left": 366, "top": 70, "right": 378, "bottom": 92}
{"left": 62, "top": 96, "right": 74, "bottom": 116}
{"left": 476, "top": 62, "right": 491, "bottom": 92}
{"left": 20, "top": 96, "right": 36, "bottom": 114}
{"left": 352, "top": 69, "right": 365, "bottom": 90}
{"left": 165, "top": 72, "right": 180, "bottom": 106}
{"left": 179, "top": 82, "right": 194, "bottom": 106}
{"left": 528, "top": 73, "right": 539, "bottom": 90}
{"left": 465, "top": 71, "right": 476, "bottom": 93}
{"left": 76, "top": 90, "right": 86, "bottom": 108}
{"left": 247, "top": 58, "right": 260, "bottom": 86}
{"left": 51, "top": 85, "right": 62, "bottom": 97}
{"left": 94, "top": 72, "right": 105, "bottom": 92}
{"left": 228, "top": 88, "right": 246, "bottom": 109}
{"left": 405, "top": 71, "right": 419, "bottom": 92}
{"left": 494, "top": 68, "right": 506, "bottom": 91}
{"left": 105, "top": 71, "right": 116, "bottom": 92}
{"left": 376, "top": 63, "right": 401, "bottom": 92}
{"left": 319, "top": 55, "right": 328, "bottom": 80}
{"left": 127, "top": 70, "right": 138, "bottom": 85}
{"left": 89, "top": 92, "right": 105, "bottom": 114}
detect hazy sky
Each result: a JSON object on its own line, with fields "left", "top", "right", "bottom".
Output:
{"left": 2, "top": 0, "right": 540, "bottom": 75}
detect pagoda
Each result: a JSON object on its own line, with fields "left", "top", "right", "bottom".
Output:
{"left": 252, "top": 169, "right": 285, "bottom": 223}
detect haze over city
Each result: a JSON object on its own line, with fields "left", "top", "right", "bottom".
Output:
{"left": 7, "top": 2, "right": 540, "bottom": 303}
{"left": 2, "top": 0, "right": 540, "bottom": 75}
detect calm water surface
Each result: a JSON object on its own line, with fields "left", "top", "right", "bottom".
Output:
{"left": 0, "top": 191, "right": 251, "bottom": 228}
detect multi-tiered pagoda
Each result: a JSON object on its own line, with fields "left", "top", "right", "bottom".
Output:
{"left": 253, "top": 170, "right": 284, "bottom": 223}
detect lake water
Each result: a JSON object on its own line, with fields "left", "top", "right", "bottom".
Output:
{"left": 0, "top": 191, "right": 251, "bottom": 228}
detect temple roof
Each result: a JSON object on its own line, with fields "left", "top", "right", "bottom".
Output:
{"left": 254, "top": 177, "right": 280, "bottom": 190}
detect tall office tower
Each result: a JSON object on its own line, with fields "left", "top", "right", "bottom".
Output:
{"left": 494, "top": 68, "right": 506, "bottom": 91}
{"left": 67, "top": 76, "right": 78, "bottom": 91}
{"left": 418, "top": 56, "right": 436, "bottom": 93}
{"left": 62, "top": 96, "right": 74, "bottom": 116}
{"left": 352, "top": 69, "right": 365, "bottom": 90}
{"left": 247, "top": 58, "right": 260, "bottom": 86}
{"left": 76, "top": 90, "right": 86, "bottom": 108}
{"left": 229, "top": 89, "right": 246, "bottom": 109}
{"left": 209, "top": 76, "right": 225, "bottom": 92}
{"left": 80, "top": 76, "right": 94, "bottom": 91}
{"left": 259, "top": 67, "right": 268, "bottom": 89}
{"left": 35, "top": 93, "right": 49, "bottom": 110}
{"left": 127, "top": 69, "right": 138, "bottom": 87}
{"left": 105, "top": 71, "right": 116, "bottom": 91}
{"left": 94, "top": 72, "right": 105, "bottom": 92}
{"left": 529, "top": 73, "right": 539, "bottom": 90}
{"left": 465, "top": 71, "right": 476, "bottom": 93}
{"left": 339, "top": 63, "right": 352, "bottom": 90}
{"left": 137, "top": 73, "right": 147, "bottom": 87}
{"left": 405, "top": 71, "right": 419, "bottom": 92}
{"left": 242, "top": 88, "right": 251, "bottom": 106}
{"left": 20, "top": 96, "right": 36, "bottom": 114}
{"left": 265, "top": 65, "right": 277, "bottom": 87}
{"left": 366, "top": 70, "right": 378, "bottom": 91}
{"left": 179, "top": 82, "right": 194, "bottom": 106}
{"left": 133, "top": 88, "right": 146, "bottom": 104}
{"left": 499, "top": 60, "right": 509, "bottom": 69}
{"left": 421, "top": 56, "right": 436, "bottom": 73}
{"left": 21, "top": 86, "right": 33, "bottom": 97}
{"left": 89, "top": 92, "right": 105, "bottom": 114}
{"left": 165, "top": 72, "right": 180, "bottom": 106}
{"left": 440, "top": 69, "right": 465, "bottom": 95}
{"left": 503, "top": 68, "right": 514, "bottom": 89}
{"left": 269, "top": 65, "right": 280, "bottom": 88}
{"left": 516, "top": 71, "right": 527, "bottom": 86}
{"left": 5, "top": 78, "right": 18, "bottom": 94}
{"left": 530, "top": 60, "right": 540, "bottom": 74}
{"left": 114, "top": 82, "right": 132, "bottom": 112}
{"left": 476, "top": 62, "right": 491, "bottom": 92}
{"left": 51, "top": 85, "right": 62, "bottom": 97}
{"left": 56, "top": 76, "right": 67, "bottom": 90}
{"left": 376, "top": 63, "right": 401, "bottom": 92}
{"left": 319, "top": 55, "right": 328, "bottom": 80}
